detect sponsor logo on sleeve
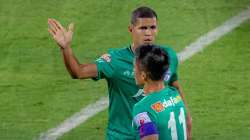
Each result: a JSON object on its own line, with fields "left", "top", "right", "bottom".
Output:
{"left": 96, "top": 54, "right": 111, "bottom": 63}
{"left": 134, "top": 112, "right": 151, "bottom": 127}
{"left": 163, "top": 70, "right": 171, "bottom": 81}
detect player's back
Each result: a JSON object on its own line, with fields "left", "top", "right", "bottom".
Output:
{"left": 133, "top": 87, "right": 187, "bottom": 140}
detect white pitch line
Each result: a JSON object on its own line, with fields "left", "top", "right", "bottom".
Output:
{"left": 178, "top": 6, "right": 250, "bottom": 62}
{"left": 37, "top": 6, "right": 250, "bottom": 140}
{"left": 37, "top": 97, "right": 108, "bottom": 140}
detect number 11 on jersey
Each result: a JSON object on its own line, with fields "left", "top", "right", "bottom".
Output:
{"left": 168, "top": 108, "right": 187, "bottom": 140}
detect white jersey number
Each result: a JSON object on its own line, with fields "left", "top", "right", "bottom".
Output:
{"left": 168, "top": 108, "right": 187, "bottom": 140}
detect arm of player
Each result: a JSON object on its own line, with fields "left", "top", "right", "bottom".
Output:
{"left": 141, "top": 134, "right": 158, "bottom": 140}
{"left": 60, "top": 47, "right": 98, "bottom": 79}
{"left": 139, "top": 122, "right": 159, "bottom": 140}
{"left": 133, "top": 111, "right": 159, "bottom": 140}
{"left": 48, "top": 18, "right": 98, "bottom": 79}
{"left": 171, "top": 80, "right": 192, "bottom": 140}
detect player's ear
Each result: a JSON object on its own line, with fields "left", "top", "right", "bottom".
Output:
{"left": 141, "top": 71, "right": 147, "bottom": 82}
{"left": 128, "top": 24, "right": 133, "bottom": 32}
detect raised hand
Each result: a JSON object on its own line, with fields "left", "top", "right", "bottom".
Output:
{"left": 48, "top": 18, "right": 74, "bottom": 49}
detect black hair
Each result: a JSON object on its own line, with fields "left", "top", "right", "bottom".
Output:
{"left": 135, "top": 45, "right": 169, "bottom": 81}
{"left": 131, "top": 6, "right": 158, "bottom": 25}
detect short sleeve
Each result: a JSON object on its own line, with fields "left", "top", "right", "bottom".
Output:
{"left": 162, "top": 46, "right": 179, "bottom": 85}
{"left": 168, "top": 73, "right": 178, "bottom": 85}
{"left": 94, "top": 53, "right": 114, "bottom": 80}
{"left": 133, "top": 112, "right": 153, "bottom": 128}
{"left": 132, "top": 110, "right": 158, "bottom": 139}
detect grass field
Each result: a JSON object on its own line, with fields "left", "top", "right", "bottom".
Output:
{"left": 59, "top": 19, "right": 250, "bottom": 140}
{"left": 0, "top": 0, "right": 250, "bottom": 140}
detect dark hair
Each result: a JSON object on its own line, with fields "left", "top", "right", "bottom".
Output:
{"left": 131, "top": 6, "right": 158, "bottom": 25}
{"left": 135, "top": 45, "right": 169, "bottom": 81}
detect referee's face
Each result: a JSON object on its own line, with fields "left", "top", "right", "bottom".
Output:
{"left": 129, "top": 17, "right": 158, "bottom": 48}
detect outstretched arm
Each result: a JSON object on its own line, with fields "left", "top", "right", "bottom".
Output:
{"left": 48, "top": 18, "right": 98, "bottom": 79}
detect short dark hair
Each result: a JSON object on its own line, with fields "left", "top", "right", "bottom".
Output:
{"left": 135, "top": 45, "right": 169, "bottom": 81}
{"left": 131, "top": 6, "right": 158, "bottom": 25}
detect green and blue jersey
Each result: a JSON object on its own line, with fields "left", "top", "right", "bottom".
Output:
{"left": 94, "top": 44, "right": 178, "bottom": 140}
{"left": 132, "top": 87, "right": 187, "bottom": 140}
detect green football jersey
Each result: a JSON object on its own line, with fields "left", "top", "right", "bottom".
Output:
{"left": 132, "top": 87, "right": 187, "bottom": 140}
{"left": 94, "top": 44, "right": 178, "bottom": 140}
